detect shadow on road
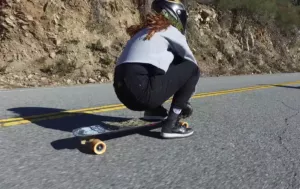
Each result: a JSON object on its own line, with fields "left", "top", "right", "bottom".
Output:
{"left": 258, "top": 84, "right": 300, "bottom": 89}
{"left": 7, "top": 107, "right": 161, "bottom": 154}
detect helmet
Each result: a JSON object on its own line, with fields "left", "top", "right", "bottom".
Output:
{"left": 151, "top": 0, "right": 188, "bottom": 35}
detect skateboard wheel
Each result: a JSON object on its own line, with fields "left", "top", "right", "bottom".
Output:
{"left": 180, "top": 121, "right": 189, "bottom": 128}
{"left": 89, "top": 139, "right": 106, "bottom": 155}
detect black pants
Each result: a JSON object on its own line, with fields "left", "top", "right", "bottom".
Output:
{"left": 113, "top": 58, "right": 200, "bottom": 111}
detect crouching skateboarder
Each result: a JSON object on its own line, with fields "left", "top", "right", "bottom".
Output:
{"left": 113, "top": 0, "right": 200, "bottom": 139}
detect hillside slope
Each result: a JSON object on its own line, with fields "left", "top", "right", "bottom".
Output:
{"left": 0, "top": 0, "right": 299, "bottom": 89}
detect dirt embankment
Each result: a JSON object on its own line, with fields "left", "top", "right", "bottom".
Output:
{"left": 0, "top": 0, "right": 299, "bottom": 89}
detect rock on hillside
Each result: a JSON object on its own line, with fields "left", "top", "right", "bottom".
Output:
{"left": 0, "top": 0, "right": 139, "bottom": 88}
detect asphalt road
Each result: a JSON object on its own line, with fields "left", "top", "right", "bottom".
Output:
{"left": 1, "top": 73, "right": 300, "bottom": 189}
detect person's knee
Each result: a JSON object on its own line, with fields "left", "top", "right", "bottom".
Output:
{"left": 184, "top": 60, "right": 201, "bottom": 77}
{"left": 120, "top": 98, "right": 147, "bottom": 111}
{"left": 144, "top": 103, "right": 160, "bottom": 110}
{"left": 191, "top": 63, "right": 200, "bottom": 80}
{"left": 142, "top": 100, "right": 163, "bottom": 110}
{"left": 195, "top": 65, "right": 200, "bottom": 76}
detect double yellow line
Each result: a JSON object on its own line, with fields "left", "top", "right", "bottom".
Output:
{"left": 1, "top": 80, "right": 300, "bottom": 127}
{"left": 0, "top": 104, "right": 126, "bottom": 127}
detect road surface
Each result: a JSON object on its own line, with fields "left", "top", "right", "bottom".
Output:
{"left": 1, "top": 73, "right": 300, "bottom": 189}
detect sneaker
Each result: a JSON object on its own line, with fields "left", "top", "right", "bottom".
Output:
{"left": 180, "top": 102, "right": 193, "bottom": 119}
{"left": 160, "top": 117, "right": 194, "bottom": 139}
{"left": 143, "top": 105, "right": 168, "bottom": 120}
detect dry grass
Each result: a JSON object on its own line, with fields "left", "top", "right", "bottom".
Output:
{"left": 0, "top": 65, "right": 7, "bottom": 73}
{"left": 40, "top": 59, "right": 77, "bottom": 77}
{"left": 216, "top": 0, "right": 300, "bottom": 31}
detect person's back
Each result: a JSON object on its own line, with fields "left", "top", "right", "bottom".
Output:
{"left": 117, "top": 25, "right": 197, "bottom": 73}
{"left": 117, "top": 27, "right": 172, "bottom": 72}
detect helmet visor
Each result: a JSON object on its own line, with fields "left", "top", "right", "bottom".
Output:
{"left": 177, "top": 9, "right": 187, "bottom": 31}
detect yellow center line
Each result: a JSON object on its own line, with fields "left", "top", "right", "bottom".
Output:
{"left": 1, "top": 80, "right": 300, "bottom": 127}
{"left": 1, "top": 106, "right": 127, "bottom": 127}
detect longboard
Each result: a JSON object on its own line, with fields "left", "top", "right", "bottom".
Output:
{"left": 72, "top": 118, "right": 189, "bottom": 155}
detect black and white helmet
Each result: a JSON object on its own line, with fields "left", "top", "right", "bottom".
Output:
{"left": 151, "top": 0, "right": 188, "bottom": 35}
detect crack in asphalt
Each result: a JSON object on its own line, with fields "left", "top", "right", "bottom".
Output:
{"left": 278, "top": 101, "right": 300, "bottom": 189}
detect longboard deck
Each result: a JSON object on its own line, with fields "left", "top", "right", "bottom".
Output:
{"left": 71, "top": 117, "right": 189, "bottom": 155}
{"left": 72, "top": 118, "right": 161, "bottom": 138}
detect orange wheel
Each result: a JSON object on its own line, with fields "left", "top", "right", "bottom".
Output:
{"left": 89, "top": 139, "right": 107, "bottom": 155}
{"left": 180, "top": 121, "right": 189, "bottom": 128}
